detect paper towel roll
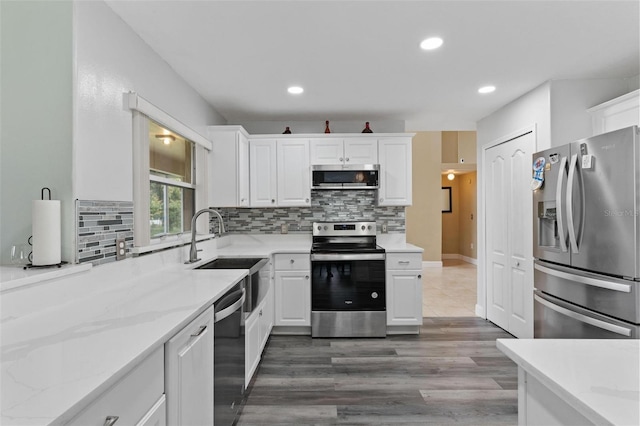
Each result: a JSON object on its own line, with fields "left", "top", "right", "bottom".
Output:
{"left": 32, "top": 200, "right": 61, "bottom": 266}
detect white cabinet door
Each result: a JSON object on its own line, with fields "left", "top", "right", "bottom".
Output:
{"left": 237, "top": 132, "right": 250, "bottom": 207}
{"left": 344, "top": 138, "right": 378, "bottom": 164}
{"left": 259, "top": 281, "right": 274, "bottom": 350}
{"left": 66, "top": 347, "right": 164, "bottom": 426}
{"left": 249, "top": 139, "right": 278, "bottom": 207}
{"left": 485, "top": 131, "right": 534, "bottom": 338}
{"left": 386, "top": 270, "right": 423, "bottom": 326}
{"left": 165, "top": 306, "right": 214, "bottom": 426}
{"left": 310, "top": 138, "right": 344, "bottom": 164}
{"left": 135, "top": 395, "right": 167, "bottom": 426}
{"left": 208, "top": 127, "right": 251, "bottom": 207}
{"left": 275, "top": 270, "right": 311, "bottom": 326}
{"left": 245, "top": 310, "right": 261, "bottom": 387}
{"left": 378, "top": 137, "right": 413, "bottom": 206}
{"left": 277, "top": 139, "right": 311, "bottom": 206}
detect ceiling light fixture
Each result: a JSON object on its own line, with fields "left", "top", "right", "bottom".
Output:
{"left": 447, "top": 173, "right": 455, "bottom": 181}
{"left": 420, "top": 37, "right": 443, "bottom": 50}
{"left": 478, "top": 85, "right": 496, "bottom": 94}
{"left": 155, "top": 134, "right": 176, "bottom": 145}
{"left": 287, "top": 86, "right": 304, "bottom": 95}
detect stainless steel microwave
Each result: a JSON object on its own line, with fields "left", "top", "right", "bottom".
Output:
{"left": 311, "top": 164, "right": 379, "bottom": 190}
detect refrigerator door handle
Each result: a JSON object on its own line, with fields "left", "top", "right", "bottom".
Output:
{"left": 566, "top": 154, "right": 579, "bottom": 253}
{"left": 555, "top": 156, "right": 568, "bottom": 253}
{"left": 534, "top": 263, "right": 631, "bottom": 293}
{"left": 534, "top": 294, "right": 632, "bottom": 336}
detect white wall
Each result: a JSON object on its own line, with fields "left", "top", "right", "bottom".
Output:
{"left": 74, "top": 1, "right": 226, "bottom": 202}
{"left": 237, "top": 120, "right": 405, "bottom": 135}
{"left": 1, "top": 0, "right": 74, "bottom": 264}
{"left": 474, "top": 78, "right": 636, "bottom": 318}
{"left": 550, "top": 79, "right": 634, "bottom": 146}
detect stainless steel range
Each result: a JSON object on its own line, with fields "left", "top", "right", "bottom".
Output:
{"left": 310, "top": 221, "right": 386, "bottom": 337}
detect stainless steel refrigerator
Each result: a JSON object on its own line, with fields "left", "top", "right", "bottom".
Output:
{"left": 532, "top": 125, "right": 640, "bottom": 338}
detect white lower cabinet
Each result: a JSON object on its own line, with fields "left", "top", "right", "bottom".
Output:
{"left": 135, "top": 395, "right": 166, "bottom": 426}
{"left": 274, "top": 253, "right": 311, "bottom": 327}
{"left": 386, "top": 252, "right": 423, "bottom": 326}
{"left": 165, "top": 306, "right": 214, "bottom": 426}
{"left": 245, "top": 282, "right": 274, "bottom": 386}
{"left": 65, "top": 347, "right": 165, "bottom": 426}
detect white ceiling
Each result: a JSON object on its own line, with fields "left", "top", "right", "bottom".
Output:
{"left": 105, "top": 0, "right": 639, "bottom": 130}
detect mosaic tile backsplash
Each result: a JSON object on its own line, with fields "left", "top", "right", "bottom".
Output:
{"left": 76, "top": 200, "right": 134, "bottom": 265}
{"left": 210, "top": 190, "right": 405, "bottom": 234}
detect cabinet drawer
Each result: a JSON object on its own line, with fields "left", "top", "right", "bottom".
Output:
{"left": 386, "top": 252, "right": 422, "bottom": 270}
{"left": 66, "top": 346, "right": 164, "bottom": 426}
{"left": 274, "top": 253, "right": 310, "bottom": 270}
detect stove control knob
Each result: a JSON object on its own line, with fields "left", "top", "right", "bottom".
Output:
{"left": 361, "top": 225, "right": 365, "bottom": 231}
{"left": 367, "top": 225, "right": 372, "bottom": 230}
{"left": 323, "top": 226, "right": 328, "bottom": 230}
{"left": 371, "top": 292, "right": 379, "bottom": 299}
{"left": 317, "top": 225, "right": 322, "bottom": 231}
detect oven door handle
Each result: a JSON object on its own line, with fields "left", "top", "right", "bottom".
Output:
{"left": 311, "top": 253, "right": 386, "bottom": 261}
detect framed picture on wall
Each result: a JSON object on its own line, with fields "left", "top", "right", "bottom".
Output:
{"left": 442, "top": 187, "right": 452, "bottom": 213}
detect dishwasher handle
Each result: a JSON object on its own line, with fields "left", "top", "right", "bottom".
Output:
{"left": 214, "top": 289, "right": 245, "bottom": 323}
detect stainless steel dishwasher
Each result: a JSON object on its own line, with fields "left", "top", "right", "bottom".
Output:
{"left": 214, "top": 281, "right": 246, "bottom": 425}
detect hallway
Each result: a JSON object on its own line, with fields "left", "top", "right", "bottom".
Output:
{"left": 422, "top": 259, "right": 477, "bottom": 317}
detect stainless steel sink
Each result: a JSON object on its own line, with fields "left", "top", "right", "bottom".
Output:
{"left": 195, "top": 257, "right": 265, "bottom": 270}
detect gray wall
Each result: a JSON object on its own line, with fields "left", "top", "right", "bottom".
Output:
{"left": 1, "top": 1, "right": 74, "bottom": 264}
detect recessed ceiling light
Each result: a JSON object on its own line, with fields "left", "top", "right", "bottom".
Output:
{"left": 478, "top": 85, "right": 496, "bottom": 94}
{"left": 447, "top": 173, "right": 455, "bottom": 181}
{"left": 287, "top": 86, "right": 304, "bottom": 95}
{"left": 420, "top": 37, "right": 443, "bottom": 50}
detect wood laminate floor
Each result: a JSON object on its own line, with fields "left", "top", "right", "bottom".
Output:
{"left": 238, "top": 317, "right": 517, "bottom": 425}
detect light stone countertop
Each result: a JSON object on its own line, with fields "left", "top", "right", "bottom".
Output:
{"left": 0, "top": 233, "right": 422, "bottom": 424}
{"left": 497, "top": 338, "right": 640, "bottom": 426}
{"left": 1, "top": 233, "right": 421, "bottom": 425}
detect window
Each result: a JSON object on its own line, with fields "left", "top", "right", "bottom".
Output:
{"left": 127, "top": 92, "right": 211, "bottom": 252}
{"left": 148, "top": 120, "right": 195, "bottom": 238}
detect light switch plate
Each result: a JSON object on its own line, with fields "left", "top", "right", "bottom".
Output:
{"left": 281, "top": 224, "right": 288, "bottom": 234}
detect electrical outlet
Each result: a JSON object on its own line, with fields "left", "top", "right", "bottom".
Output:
{"left": 281, "top": 224, "right": 288, "bottom": 234}
{"left": 115, "top": 238, "right": 126, "bottom": 261}
{"left": 381, "top": 222, "right": 388, "bottom": 233}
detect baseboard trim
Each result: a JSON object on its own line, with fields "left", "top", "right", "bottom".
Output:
{"left": 422, "top": 260, "right": 443, "bottom": 268}
{"left": 442, "top": 253, "right": 478, "bottom": 265}
{"left": 475, "top": 304, "right": 485, "bottom": 318}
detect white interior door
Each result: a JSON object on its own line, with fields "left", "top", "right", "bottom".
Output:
{"left": 485, "top": 131, "right": 534, "bottom": 338}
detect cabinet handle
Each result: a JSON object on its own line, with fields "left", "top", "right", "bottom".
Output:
{"left": 305, "top": 198, "right": 309, "bottom": 203}
{"left": 345, "top": 157, "right": 350, "bottom": 162}
{"left": 418, "top": 275, "right": 422, "bottom": 279}
{"left": 398, "top": 261, "right": 410, "bottom": 265}
{"left": 305, "top": 275, "right": 309, "bottom": 280}
{"left": 379, "top": 198, "right": 384, "bottom": 202}
{"left": 290, "top": 259, "right": 295, "bottom": 264}
{"left": 271, "top": 199, "right": 275, "bottom": 203}
{"left": 104, "top": 416, "right": 119, "bottom": 426}
{"left": 259, "top": 309, "right": 263, "bottom": 316}
{"left": 339, "top": 157, "right": 344, "bottom": 162}
{"left": 191, "top": 325, "right": 207, "bottom": 337}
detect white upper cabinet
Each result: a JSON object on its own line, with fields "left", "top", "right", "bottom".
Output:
{"left": 277, "top": 139, "right": 311, "bottom": 207}
{"left": 310, "top": 138, "right": 377, "bottom": 165}
{"left": 249, "top": 139, "right": 278, "bottom": 207}
{"left": 208, "top": 126, "right": 250, "bottom": 207}
{"left": 344, "top": 138, "right": 378, "bottom": 164}
{"left": 587, "top": 89, "right": 640, "bottom": 135}
{"left": 378, "top": 137, "right": 413, "bottom": 206}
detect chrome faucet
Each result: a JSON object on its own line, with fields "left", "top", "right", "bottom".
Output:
{"left": 186, "top": 208, "right": 225, "bottom": 264}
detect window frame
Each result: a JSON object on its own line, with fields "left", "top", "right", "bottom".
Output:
{"left": 127, "top": 92, "right": 211, "bottom": 253}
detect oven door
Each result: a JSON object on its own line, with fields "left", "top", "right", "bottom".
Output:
{"left": 311, "top": 253, "right": 386, "bottom": 311}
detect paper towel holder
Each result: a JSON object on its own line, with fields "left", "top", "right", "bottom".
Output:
{"left": 23, "top": 187, "right": 66, "bottom": 270}
{"left": 41, "top": 187, "right": 51, "bottom": 200}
